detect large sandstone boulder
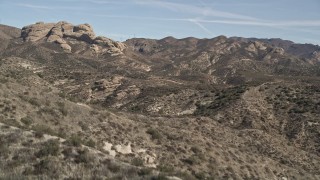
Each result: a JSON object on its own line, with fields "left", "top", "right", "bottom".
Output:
{"left": 254, "top": 41, "right": 267, "bottom": 51}
{"left": 21, "top": 21, "right": 126, "bottom": 55}
{"left": 60, "top": 43, "right": 72, "bottom": 52}
{"left": 94, "top": 36, "right": 126, "bottom": 55}
{"left": 245, "top": 43, "right": 257, "bottom": 53}
{"left": 21, "top": 22, "right": 54, "bottom": 41}
{"left": 273, "top": 47, "right": 285, "bottom": 55}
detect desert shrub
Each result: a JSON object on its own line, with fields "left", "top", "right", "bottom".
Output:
{"left": 150, "top": 174, "right": 169, "bottom": 180}
{"left": 75, "top": 148, "right": 95, "bottom": 164}
{"left": 138, "top": 167, "right": 153, "bottom": 176}
{"left": 103, "top": 159, "right": 121, "bottom": 173}
{"left": 57, "top": 101, "right": 68, "bottom": 116}
{"left": 57, "top": 128, "right": 67, "bottom": 138}
{"left": 84, "top": 138, "right": 96, "bottom": 148}
{"left": 131, "top": 157, "right": 144, "bottom": 166}
{"left": 65, "top": 134, "right": 82, "bottom": 147}
{"left": 146, "top": 128, "right": 162, "bottom": 140}
{"left": 0, "top": 143, "right": 10, "bottom": 158}
{"left": 36, "top": 72, "right": 44, "bottom": 78}
{"left": 58, "top": 92, "right": 67, "bottom": 99}
{"left": 78, "top": 121, "right": 89, "bottom": 131}
{"left": 33, "top": 158, "right": 51, "bottom": 175}
{"left": 1, "top": 118, "right": 21, "bottom": 128}
{"left": 28, "top": 97, "right": 41, "bottom": 106}
{"left": 37, "top": 106, "right": 59, "bottom": 118}
{"left": 20, "top": 116, "right": 33, "bottom": 126}
{"left": 190, "top": 146, "right": 202, "bottom": 154}
{"left": 130, "top": 105, "right": 142, "bottom": 112}
{"left": 183, "top": 155, "right": 202, "bottom": 165}
{"left": 32, "top": 124, "right": 56, "bottom": 138}
{"left": 36, "top": 139, "right": 60, "bottom": 157}
{"left": 0, "top": 77, "right": 9, "bottom": 84}
{"left": 157, "top": 164, "right": 174, "bottom": 173}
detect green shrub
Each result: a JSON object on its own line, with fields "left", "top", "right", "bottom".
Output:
{"left": 57, "top": 102, "right": 68, "bottom": 116}
{"left": 33, "top": 158, "right": 51, "bottom": 174}
{"left": 84, "top": 138, "right": 96, "bottom": 148}
{"left": 36, "top": 139, "right": 60, "bottom": 157}
{"left": 28, "top": 98, "right": 41, "bottom": 106}
{"left": 138, "top": 167, "right": 153, "bottom": 176}
{"left": 20, "top": 116, "right": 33, "bottom": 126}
{"left": 104, "top": 160, "right": 121, "bottom": 173}
{"left": 131, "top": 157, "right": 144, "bottom": 166}
{"left": 75, "top": 148, "right": 95, "bottom": 164}
{"left": 146, "top": 128, "right": 162, "bottom": 140}
{"left": 32, "top": 124, "right": 56, "bottom": 138}
{"left": 66, "top": 134, "right": 82, "bottom": 147}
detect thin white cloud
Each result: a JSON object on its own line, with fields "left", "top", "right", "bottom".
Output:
{"left": 92, "top": 14, "right": 187, "bottom": 21}
{"left": 195, "top": 19, "right": 320, "bottom": 27}
{"left": 134, "top": 0, "right": 257, "bottom": 21}
{"left": 15, "top": 3, "right": 87, "bottom": 10}
{"left": 93, "top": 13, "right": 320, "bottom": 28}
{"left": 82, "top": 0, "right": 129, "bottom": 5}
{"left": 189, "top": 19, "right": 214, "bottom": 36}
{"left": 15, "top": 3, "right": 52, "bottom": 9}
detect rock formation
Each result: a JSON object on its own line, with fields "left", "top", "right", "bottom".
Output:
{"left": 21, "top": 21, "right": 125, "bottom": 54}
{"left": 21, "top": 22, "right": 55, "bottom": 42}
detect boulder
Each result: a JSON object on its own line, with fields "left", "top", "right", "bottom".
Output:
{"left": 21, "top": 22, "right": 55, "bottom": 41}
{"left": 60, "top": 43, "right": 71, "bottom": 52}
{"left": 74, "top": 24, "right": 94, "bottom": 33}
{"left": 61, "top": 22, "right": 74, "bottom": 33}
{"left": 245, "top": 43, "right": 257, "bottom": 53}
{"left": 273, "top": 47, "right": 284, "bottom": 55}
{"left": 94, "top": 36, "right": 126, "bottom": 54}
{"left": 55, "top": 38, "right": 66, "bottom": 44}
{"left": 64, "top": 32, "right": 94, "bottom": 43}
{"left": 47, "top": 34, "right": 61, "bottom": 43}
{"left": 254, "top": 41, "right": 267, "bottom": 51}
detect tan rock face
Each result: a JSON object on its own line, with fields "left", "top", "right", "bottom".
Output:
{"left": 21, "top": 22, "right": 55, "bottom": 41}
{"left": 245, "top": 43, "right": 257, "bottom": 53}
{"left": 60, "top": 43, "right": 72, "bottom": 52}
{"left": 254, "top": 41, "right": 267, "bottom": 51}
{"left": 93, "top": 36, "right": 126, "bottom": 54}
{"left": 21, "top": 21, "right": 126, "bottom": 55}
{"left": 273, "top": 47, "right": 285, "bottom": 55}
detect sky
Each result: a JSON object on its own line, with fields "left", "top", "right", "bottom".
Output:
{"left": 0, "top": 0, "right": 320, "bottom": 45}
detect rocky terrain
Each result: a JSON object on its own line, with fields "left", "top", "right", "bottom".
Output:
{"left": 0, "top": 21, "right": 320, "bottom": 179}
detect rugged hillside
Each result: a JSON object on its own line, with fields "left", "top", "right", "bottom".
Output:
{"left": 0, "top": 24, "right": 21, "bottom": 53}
{"left": 0, "top": 22, "right": 320, "bottom": 179}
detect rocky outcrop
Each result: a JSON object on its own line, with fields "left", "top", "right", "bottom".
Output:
{"left": 64, "top": 23, "right": 95, "bottom": 43}
{"left": 21, "top": 22, "right": 54, "bottom": 42}
{"left": 272, "top": 47, "right": 285, "bottom": 55}
{"left": 60, "top": 43, "right": 72, "bottom": 52}
{"left": 245, "top": 41, "right": 267, "bottom": 54}
{"left": 93, "top": 36, "right": 126, "bottom": 55}
{"left": 21, "top": 21, "right": 125, "bottom": 54}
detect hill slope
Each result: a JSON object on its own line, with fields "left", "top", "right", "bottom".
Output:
{"left": 0, "top": 22, "right": 320, "bottom": 179}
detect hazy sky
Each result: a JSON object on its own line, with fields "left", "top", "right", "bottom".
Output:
{"left": 1, "top": 0, "right": 320, "bottom": 44}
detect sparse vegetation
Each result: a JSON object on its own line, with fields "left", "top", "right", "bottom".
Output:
{"left": 194, "top": 85, "right": 248, "bottom": 117}
{"left": 131, "top": 157, "right": 144, "bottom": 166}
{"left": 32, "top": 124, "right": 56, "bottom": 138}
{"left": 36, "top": 139, "right": 60, "bottom": 157}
